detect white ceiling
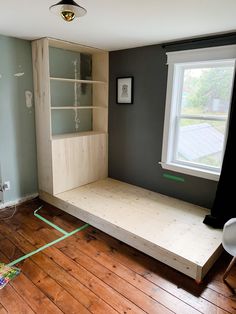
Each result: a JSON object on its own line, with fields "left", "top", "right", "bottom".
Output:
{"left": 0, "top": 0, "right": 236, "bottom": 51}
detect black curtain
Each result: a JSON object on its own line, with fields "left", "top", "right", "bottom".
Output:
{"left": 203, "top": 74, "right": 236, "bottom": 228}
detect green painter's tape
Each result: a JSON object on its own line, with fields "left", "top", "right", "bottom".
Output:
{"left": 34, "top": 207, "right": 69, "bottom": 235}
{"left": 7, "top": 206, "right": 89, "bottom": 267}
{"left": 7, "top": 223, "right": 89, "bottom": 267}
{"left": 163, "top": 173, "right": 185, "bottom": 182}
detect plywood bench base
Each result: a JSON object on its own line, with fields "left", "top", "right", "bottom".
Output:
{"left": 39, "top": 178, "right": 223, "bottom": 281}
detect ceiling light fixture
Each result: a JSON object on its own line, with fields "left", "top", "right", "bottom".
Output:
{"left": 50, "top": 0, "right": 87, "bottom": 22}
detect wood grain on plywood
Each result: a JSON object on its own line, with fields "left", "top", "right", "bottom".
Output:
{"left": 93, "top": 52, "right": 109, "bottom": 132}
{"left": 32, "top": 38, "right": 53, "bottom": 194}
{"left": 52, "top": 134, "right": 108, "bottom": 194}
{"left": 33, "top": 38, "right": 108, "bottom": 196}
{"left": 40, "top": 178, "right": 222, "bottom": 280}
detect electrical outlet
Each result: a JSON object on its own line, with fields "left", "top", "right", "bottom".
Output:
{"left": 3, "top": 181, "right": 10, "bottom": 191}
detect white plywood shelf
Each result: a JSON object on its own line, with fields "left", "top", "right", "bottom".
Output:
{"left": 51, "top": 130, "right": 106, "bottom": 140}
{"left": 40, "top": 178, "right": 223, "bottom": 282}
{"left": 50, "top": 77, "right": 107, "bottom": 85}
{"left": 51, "top": 106, "right": 107, "bottom": 110}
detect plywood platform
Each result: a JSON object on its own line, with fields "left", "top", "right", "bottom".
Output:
{"left": 40, "top": 178, "right": 223, "bottom": 281}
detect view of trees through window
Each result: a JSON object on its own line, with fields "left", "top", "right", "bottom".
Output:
{"left": 176, "top": 63, "right": 235, "bottom": 169}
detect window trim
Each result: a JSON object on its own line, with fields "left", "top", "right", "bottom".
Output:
{"left": 161, "top": 45, "right": 236, "bottom": 181}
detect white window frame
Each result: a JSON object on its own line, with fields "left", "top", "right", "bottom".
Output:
{"left": 161, "top": 45, "right": 236, "bottom": 181}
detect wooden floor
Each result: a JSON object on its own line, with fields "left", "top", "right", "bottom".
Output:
{"left": 0, "top": 200, "right": 236, "bottom": 314}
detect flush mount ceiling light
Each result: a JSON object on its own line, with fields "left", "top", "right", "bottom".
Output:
{"left": 50, "top": 0, "right": 87, "bottom": 22}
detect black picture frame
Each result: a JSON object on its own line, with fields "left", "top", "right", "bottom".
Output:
{"left": 116, "top": 76, "right": 134, "bottom": 104}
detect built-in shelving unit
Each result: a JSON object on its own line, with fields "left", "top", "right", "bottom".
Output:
{"left": 32, "top": 37, "right": 108, "bottom": 195}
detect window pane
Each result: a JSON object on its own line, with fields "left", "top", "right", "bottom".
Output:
{"left": 181, "top": 65, "right": 234, "bottom": 116}
{"left": 176, "top": 119, "right": 226, "bottom": 168}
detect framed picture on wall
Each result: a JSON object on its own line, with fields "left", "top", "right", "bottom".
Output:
{"left": 116, "top": 76, "right": 134, "bottom": 104}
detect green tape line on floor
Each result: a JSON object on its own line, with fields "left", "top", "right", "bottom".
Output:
{"left": 7, "top": 205, "right": 90, "bottom": 267}
{"left": 34, "top": 206, "right": 69, "bottom": 235}
{"left": 7, "top": 223, "right": 89, "bottom": 267}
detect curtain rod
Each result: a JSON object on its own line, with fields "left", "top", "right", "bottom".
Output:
{"left": 162, "top": 32, "right": 236, "bottom": 49}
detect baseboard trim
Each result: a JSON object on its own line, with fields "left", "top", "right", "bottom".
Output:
{"left": 0, "top": 193, "right": 39, "bottom": 209}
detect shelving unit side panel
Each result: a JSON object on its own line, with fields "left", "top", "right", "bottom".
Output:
{"left": 93, "top": 52, "right": 109, "bottom": 132}
{"left": 93, "top": 52, "right": 109, "bottom": 82}
{"left": 32, "top": 38, "right": 53, "bottom": 194}
{"left": 52, "top": 133, "right": 108, "bottom": 194}
{"left": 93, "top": 108, "right": 108, "bottom": 133}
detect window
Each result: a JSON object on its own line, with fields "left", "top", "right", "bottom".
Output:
{"left": 161, "top": 46, "right": 236, "bottom": 180}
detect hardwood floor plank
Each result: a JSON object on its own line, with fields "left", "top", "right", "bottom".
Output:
{"left": 57, "top": 241, "right": 175, "bottom": 313}
{"left": 11, "top": 271, "right": 63, "bottom": 314}
{"left": 31, "top": 253, "right": 121, "bottom": 314}
{"left": 6, "top": 213, "right": 173, "bottom": 314}
{"left": 0, "top": 237, "right": 24, "bottom": 263}
{"left": 44, "top": 209, "right": 235, "bottom": 314}
{"left": 0, "top": 304, "right": 7, "bottom": 314}
{"left": 15, "top": 202, "right": 236, "bottom": 314}
{"left": 201, "top": 288, "right": 236, "bottom": 313}
{"left": 0, "top": 242, "right": 63, "bottom": 314}
{"left": 0, "top": 234, "right": 108, "bottom": 314}
{"left": 0, "top": 283, "right": 35, "bottom": 314}
{"left": 22, "top": 259, "right": 93, "bottom": 314}
{"left": 3, "top": 219, "right": 148, "bottom": 314}
{"left": 79, "top": 228, "right": 235, "bottom": 314}
{"left": 205, "top": 257, "right": 236, "bottom": 298}
{"left": 5, "top": 207, "right": 148, "bottom": 314}
{"left": 1, "top": 201, "right": 236, "bottom": 314}
{"left": 58, "top": 233, "right": 200, "bottom": 314}
{"left": 0, "top": 250, "right": 12, "bottom": 264}
{"left": 44, "top": 245, "right": 150, "bottom": 314}
{"left": 0, "top": 222, "right": 137, "bottom": 314}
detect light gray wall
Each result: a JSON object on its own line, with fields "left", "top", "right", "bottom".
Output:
{"left": 0, "top": 35, "right": 38, "bottom": 204}
{"left": 49, "top": 47, "right": 93, "bottom": 135}
{"left": 109, "top": 44, "right": 221, "bottom": 208}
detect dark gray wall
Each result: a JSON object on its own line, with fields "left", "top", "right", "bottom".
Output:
{"left": 109, "top": 35, "right": 236, "bottom": 208}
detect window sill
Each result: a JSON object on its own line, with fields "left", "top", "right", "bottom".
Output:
{"left": 160, "top": 162, "right": 220, "bottom": 181}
